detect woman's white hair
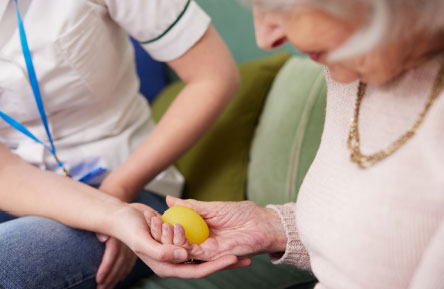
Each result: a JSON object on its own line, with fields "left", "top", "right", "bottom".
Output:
{"left": 241, "top": 0, "right": 444, "bottom": 60}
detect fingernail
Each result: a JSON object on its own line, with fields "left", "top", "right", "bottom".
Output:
{"left": 174, "top": 249, "right": 187, "bottom": 261}
{"left": 97, "top": 233, "right": 109, "bottom": 243}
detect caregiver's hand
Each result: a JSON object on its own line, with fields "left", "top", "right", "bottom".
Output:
{"left": 151, "top": 196, "right": 288, "bottom": 261}
{"left": 109, "top": 202, "right": 246, "bottom": 278}
{"left": 94, "top": 183, "right": 138, "bottom": 289}
{"left": 95, "top": 233, "right": 137, "bottom": 289}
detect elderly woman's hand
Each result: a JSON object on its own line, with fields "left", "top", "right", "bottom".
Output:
{"left": 150, "top": 196, "right": 287, "bottom": 262}
{"left": 108, "top": 202, "right": 247, "bottom": 279}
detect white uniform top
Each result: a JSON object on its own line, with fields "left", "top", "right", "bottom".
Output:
{"left": 0, "top": 0, "right": 211, "bottom": 196}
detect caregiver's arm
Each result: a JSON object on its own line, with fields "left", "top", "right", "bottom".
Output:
{"left": 0, "top": 144, "right": 188, "bottom": 262}
{"left": 0, "top": 145, "right": 244, "bottom": 277}
{"left": 0, "top": 144, "right": 122, "bottom": 232}
{"left": 100, "top": 25, "right": 240, "bottom": 201}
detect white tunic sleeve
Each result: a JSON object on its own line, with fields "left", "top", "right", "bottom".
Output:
{"left": 100, "top": 0, "right": 211, "bottom": 61}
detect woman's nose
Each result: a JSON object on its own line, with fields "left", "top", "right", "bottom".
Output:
{"left": 253, "top": 7, "right": 287, "bottom": 50}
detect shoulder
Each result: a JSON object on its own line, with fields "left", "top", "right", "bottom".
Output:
{"left": 93, "top": 0, "right": 210, "bottom": 62}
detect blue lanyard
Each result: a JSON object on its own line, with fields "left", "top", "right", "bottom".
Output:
{"left": 0, "top": 0, "right": 71, "bottom": 177}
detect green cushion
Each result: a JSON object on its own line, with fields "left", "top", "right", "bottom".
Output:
{"left": 247, "top": 57, "right": 327, "bottom": 206}
{"left": 132, "top": 254, "right": 316, "bottom": 289}
{"left": 152, "top": 52, "right": 291, "bottom": 201}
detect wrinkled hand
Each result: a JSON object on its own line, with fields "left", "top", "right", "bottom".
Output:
{"left": 110, "top": 202, "right": 249, "bottom": 278}
{"left": 150, "top": 196, "right": 287, "bottom": 262}
{"left": 95, "top": 234, "right": 137, "bottom": 289}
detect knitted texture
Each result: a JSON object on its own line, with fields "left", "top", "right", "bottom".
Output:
{"left": 264, "top": 54, "right": 444, "bottom": 289}
{"left": 266, "top": 203, "right": 311, "bottom": 271}
{"left": 295, "top": 54, "right": 444, "bottom": 289}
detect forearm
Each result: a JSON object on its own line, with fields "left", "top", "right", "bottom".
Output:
{"left": 0, "top": 145, "right": 125, "bottom": 237}
{"left": 102, "top": 80, "right": 236, "bottom": 201}
{"left": 100, "top": 26, "right": 239, "bottom": 201}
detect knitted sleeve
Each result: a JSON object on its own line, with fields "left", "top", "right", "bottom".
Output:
{"left": 266, "top": 203, "right": 312, "bottom": 271}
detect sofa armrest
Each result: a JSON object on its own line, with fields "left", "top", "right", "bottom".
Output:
{"left": 247, "top": 57, "right": 327, "bottom": 206}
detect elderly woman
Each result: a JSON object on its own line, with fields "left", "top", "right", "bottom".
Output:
{"left": 152, "top": 0, "right": 444, "bottom": 288}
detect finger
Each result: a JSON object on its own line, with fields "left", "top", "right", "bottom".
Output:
{"left": 101, "top": 277, "right": 120, "bottom": 289}
{"left": 188, "top": 241, "right": 222, "bottom": 261}
{"left": 96, "top": 233, "right": 109, "bottom": 243}
{"left": 134, "top": 231, "right": 188, "bottom": 263}
{"left": 151, "top": 254, "right": 239, "bottom": 279}
{"left": 96, "top": 239, "right": 120, "bottom": 285}
{"left": 161, "top": 222, "right": 174, "bottom": 244}
{"left": 165, "top": 195, "right": 181, "bottom": 208}
{"left": 225, "top": 257, "right": 252, "bottom": 269}
{"left": 120, "top": 254, "right": 137, "bottom": 281}
{"left": 173, "top": 224, "right": 188, "bottom": 247}
{"left": 130, "top": 202, "right": 155, "bottom": 214}
{"left": 103, "top": 249, "right": 137, "bottom": 289}
{"left": 166, "top": 195, "right": 203, "bottom": 209}
{"left": 166, "top": 195, "right": 202, "bottom": 210}
{"left": 150, "top": 216, "right": 163, "bottom": 242}
{"left": 144, "top": 210, "right": 157, "bottom": 223}
{"left": 101, "top": 252, "right": 129, "bottom": 289}
{"left": 166, "top": 196, "right": 220, "bottom": 219}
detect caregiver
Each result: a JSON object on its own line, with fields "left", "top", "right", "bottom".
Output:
{"left": 0, "top": 0, "right": 242, "bottom": 288}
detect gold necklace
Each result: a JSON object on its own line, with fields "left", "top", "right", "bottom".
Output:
{"left": 347, "top": 56, "right": 444, "bottom": 169}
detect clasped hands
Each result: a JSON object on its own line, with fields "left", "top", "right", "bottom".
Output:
{"left": 145, "top": 196, "right": 287, "bottom": 277}
{"left": 97, "top": 194, "right": 286, "bottom": 289}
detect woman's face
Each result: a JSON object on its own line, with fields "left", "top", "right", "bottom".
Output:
{"left": 253, "top": 5, "right": 410, "bottom": 84}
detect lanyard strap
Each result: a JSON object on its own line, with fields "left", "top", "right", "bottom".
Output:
{"left": 14, "top": 0, "right": 57, "bottom": 155}
{"left": 0, "top": 0, "right": 70, "bottom": 176}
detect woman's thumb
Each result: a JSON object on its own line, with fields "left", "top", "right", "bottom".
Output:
{"left": 166, "top": 195, "right": 189, "bottom": 208}
{"left": 166, "top": 195, "right": 207, "bottom": 214}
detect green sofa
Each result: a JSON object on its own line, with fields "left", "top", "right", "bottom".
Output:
{"left": 130, "top": 1, "right": 327, "bottom": 287}
{"left": 131, "top": 53, "right": 327, "bottom": 289}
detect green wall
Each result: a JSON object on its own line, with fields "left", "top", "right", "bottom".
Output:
{"left": 195, "top": 0, "right": 302, "bottom": 63}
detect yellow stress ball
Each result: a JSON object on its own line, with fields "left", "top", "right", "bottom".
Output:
{"left": 162, "top": 206, "right": 209, "bottom": 245}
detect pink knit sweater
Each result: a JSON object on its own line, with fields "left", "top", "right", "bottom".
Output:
{"left": 268, "top": 54, "right": 444, "bottom": 289}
